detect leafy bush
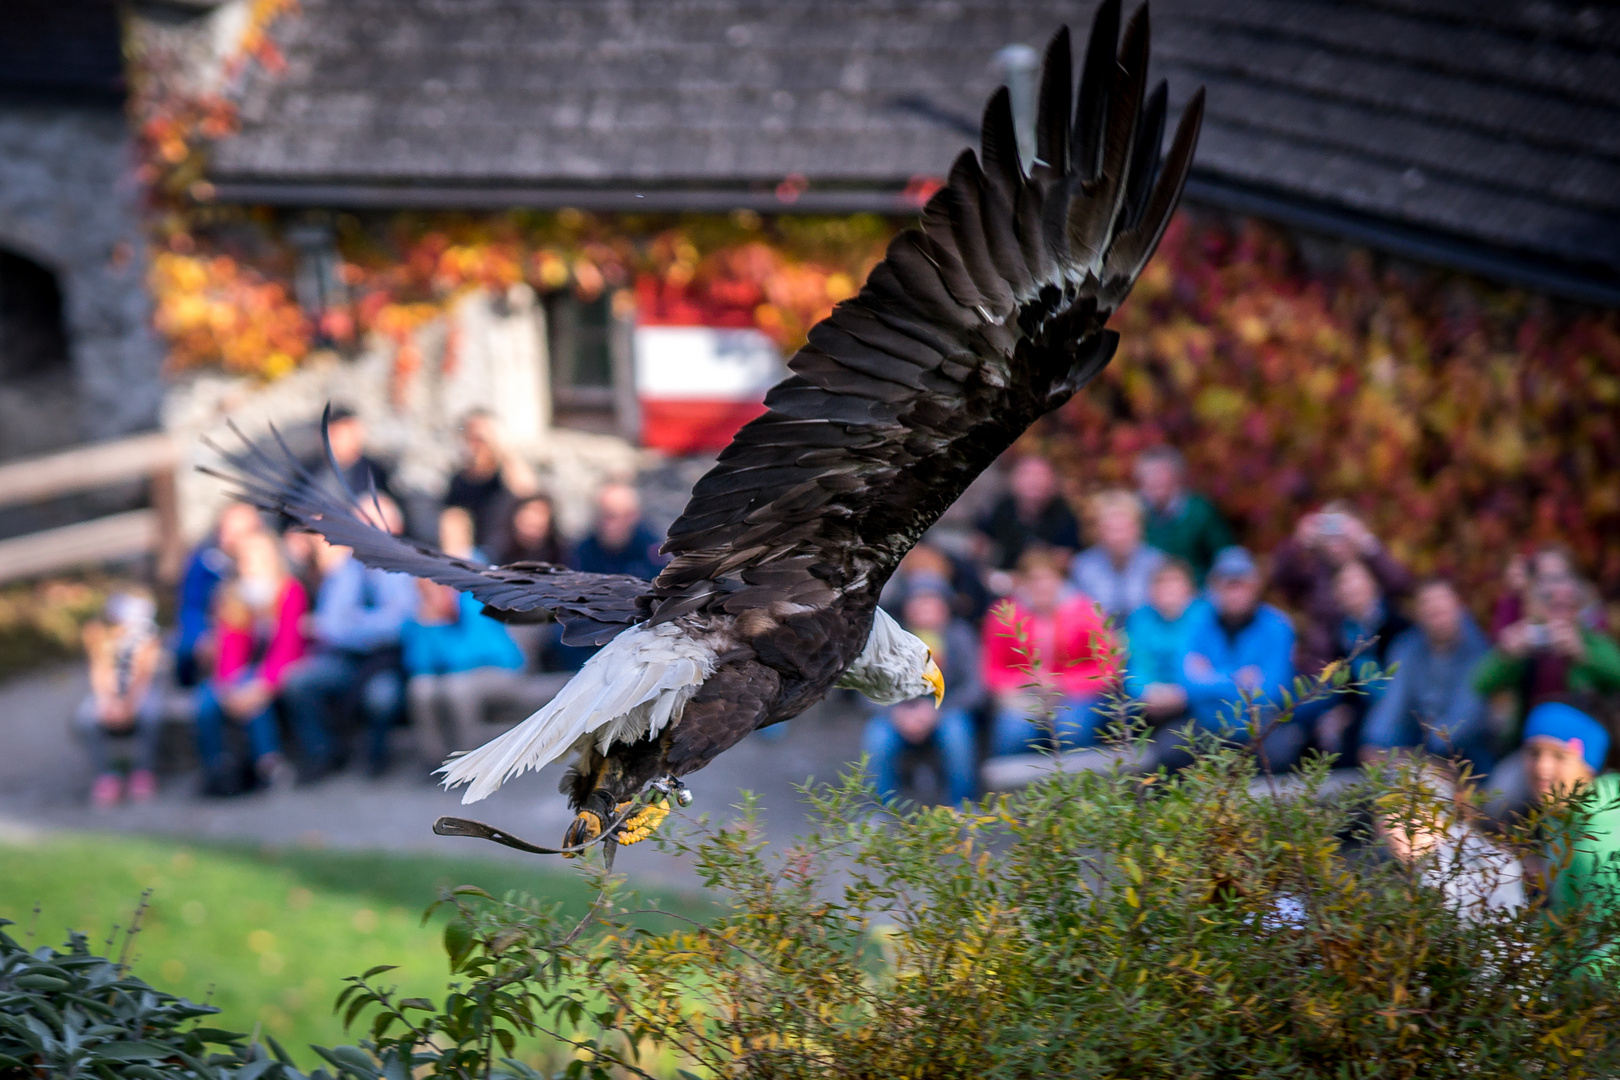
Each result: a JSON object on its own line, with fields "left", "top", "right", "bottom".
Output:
{"left": 313, "top": 727, "right": 1620, "bottom": 1077}
{"left": 0, "top": 910, "right": 291, "bottom": 1079}
{"left": 1060, "top": 210, "right": 1620, "bottom": 609}
{"left": 11, "top": 703, "right": 1620, "bottom": 1078}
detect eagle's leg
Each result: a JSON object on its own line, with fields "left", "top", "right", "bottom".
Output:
{"left": 562, "top": 734, "right": 672, "bottom": 850}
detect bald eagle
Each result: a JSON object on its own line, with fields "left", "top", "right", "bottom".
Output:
{"left": 219, "top": 0, "right": 1202, "bottom": 852}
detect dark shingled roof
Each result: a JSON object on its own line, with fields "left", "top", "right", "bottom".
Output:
{"left": 209, "top": 0, "right": 1620, "bottom": 301}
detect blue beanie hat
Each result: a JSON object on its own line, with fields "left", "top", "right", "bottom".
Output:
{"left": 1523, "top": 702, "right": 1610, "bottom": 774}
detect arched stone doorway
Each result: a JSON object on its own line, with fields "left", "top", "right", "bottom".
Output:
{"left": 0, "top": 246, "right": 78, "bottom": 462}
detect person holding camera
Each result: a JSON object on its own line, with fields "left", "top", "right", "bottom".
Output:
{"left": 1473, "top": 574, "right": 1620, "bottom": 751}
{"left": 1271, "top": 502, "right": 1414, "bottom": 678}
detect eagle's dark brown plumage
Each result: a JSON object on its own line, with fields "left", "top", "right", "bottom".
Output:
{"left": 218, "top": 0, "right": 1202, "bottom": 847}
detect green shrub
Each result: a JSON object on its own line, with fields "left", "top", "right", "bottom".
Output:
{"left": 0, "top": 911, "right": 290, "bottom": 1079}
{"left": 10, "top": 706, "right": 1620, "bottom": 1078}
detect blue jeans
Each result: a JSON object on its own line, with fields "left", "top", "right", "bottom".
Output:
{"left": 281, "top": 652, "right": 403, "bottom": 773}
{"left": 75, "top": 691, "right": 164, "bottom": 775}
{"left": 863, "top": 708, "right": 979, "bottom": 805}
{"left": 195, "top": 683, "right": 281, "bottom": 775}
{"left": 991, "top": 696, "right": 1106, "bottom": 758}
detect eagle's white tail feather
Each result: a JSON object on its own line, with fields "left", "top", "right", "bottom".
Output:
{"left": 438, "top": 622, "right": 716, "bottom": 804}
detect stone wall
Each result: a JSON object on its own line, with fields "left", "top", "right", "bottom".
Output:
{"left": 0, "top": 103, "right": 162, "bottom": 455}
{"left": 164, "top": 285, "right": 640, "bottom": 544}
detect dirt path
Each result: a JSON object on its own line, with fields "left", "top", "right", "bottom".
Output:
{"left": 0, "top": 663, "right": 873, "bottom": 892}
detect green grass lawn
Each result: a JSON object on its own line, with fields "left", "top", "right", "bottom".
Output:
{"left": 0, "top": 830, "right": 709, "bottom": 1068}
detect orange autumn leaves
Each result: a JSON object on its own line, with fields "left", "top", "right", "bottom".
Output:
{"left": 1054, "top": 213, "right": 1620, "bottom": 607}
{"left": 151, "top": 251, "right": 311, "bottom": 378}
{"left": 148, "top": 208, "right": 1620, "bottom": 610}
{"left": 152, "top": 217, "right": 889, "bottom": 379}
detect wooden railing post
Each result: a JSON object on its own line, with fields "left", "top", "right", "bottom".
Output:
{"left": 0, "top": 431, "right": 181, "bottom": 584}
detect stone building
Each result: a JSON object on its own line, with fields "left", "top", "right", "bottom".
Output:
{"left": 0, "top": 0, "right": 162, "bottom": 463}
{"left": 206, "top": 0, "right": 1619, "bottom": 302}
{"left": 139, "top": 0, "right": 1620, "bottom": 551}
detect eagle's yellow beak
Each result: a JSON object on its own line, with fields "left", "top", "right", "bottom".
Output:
{"left": 924, "top": 657, "right": 945, "bottom": 707}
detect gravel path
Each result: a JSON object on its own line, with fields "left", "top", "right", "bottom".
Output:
{"left": 0, "top": 663, "right": 873, "bottom": 893}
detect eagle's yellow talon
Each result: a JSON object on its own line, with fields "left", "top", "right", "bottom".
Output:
{"left": 561, "top": 809, "right": 606, "bottom": 856}
{"left": 611, "top": 799, "right": 670, "bottom": 846}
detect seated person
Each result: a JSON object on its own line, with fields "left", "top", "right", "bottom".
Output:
{"left": 1166, "top": 546, "right": 1299, "bottom": 772}
{"left": 1522, "top": 703, "right": 1620, "bottom": 931}
{"left": 1373, "top": 764, "right": 1524, "bottom": 917}
{"left": 1491, "top": 544, "right": 1607, "bottom": 637}
{"left": 173, "top": 502, "right": 264, "bottom": 686}
{"left": 1311, "top": 559, "right": 1414, "bottom": 759}
{"left": 982, "top": 547, "right": 1118, "bottom": 757}
{"left": 75, "top": 590, "right": 164, "bottom": 807}
{"left": 496, "top": 494, "right": 567, "bottom": 566}
{"left": 573, "top": 481, "right": 665, "bottom": 580}
{"left": 281, "top": 498, "right": 418, "bottom": 779}
{"left": 446, "top": 409, "right": 540, "bottom": 554}
{"left": 1270, "top": 503, "right": 1413, "bottom": 676}
{"left": 195, "top": 531, "right": 306, "bottom": 794}
{"left": 1070, "top": 489, "right": 1165, "bottom": 618}
{"left": 319, "top": 406, "right": 394, "bottom": 502}
{"left": 403, "top": 580, "right": 526, "bottom": 777}
{"left": 1360, "top": 579, "right": 1492, "bottom": 770}
{"left": 1134, "top": 446, "right": 1233, "bottom": 583}
{"left": 1474, "top": 573, "right": 1620, "bottom": 749}
{"left": 975, "top": 455, "right": 1080, "bottom": 572}
{"left": 437, "top": 505, "right": 486, "bottom": 564}
{"left": 862, "top": 582, "right": 985, "bottom": 806}
{"left": 1122, "top": 559, "right": 1210, "bottom": 725}
{"left": 880, "top": 537, "right": 991, "bottom": 625}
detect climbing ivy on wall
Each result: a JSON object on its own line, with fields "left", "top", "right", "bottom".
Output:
{"left": 1053, "top": 213, "right": 1620, "bottom": 609}
{"left": 126, "top": 3, "right": 1620, "bottom": 609}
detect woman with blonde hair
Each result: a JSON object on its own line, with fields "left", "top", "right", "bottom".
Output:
{"left": 195, "top": 530, "right": 307, "bottom": 793}
{"left": 1070, "top": 488, "right": 1165, "bottom": 618}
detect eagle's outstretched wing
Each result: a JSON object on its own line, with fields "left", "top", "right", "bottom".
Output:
{"left": 208, "top": 421, "right": 647, "bottom": 646}
{"left": 648, "top": 1, "right": 1202, "bottom": 621}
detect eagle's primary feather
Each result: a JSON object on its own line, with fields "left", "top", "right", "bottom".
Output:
{"left": 213, "top": 0, "right": 1202, "bottom": 838}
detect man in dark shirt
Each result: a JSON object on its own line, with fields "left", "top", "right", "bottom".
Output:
{"left": 322, "top": 406, "right": 394, "bottom": 500}
{"left": 1134, "top": 446, "right": 1234, "bottom": 583}
{"left": 573, "top": 482, "right": 665, "bottom": 580}
{"left": 975, "top": 455, "right": 1080, "bottom": 571}
{"left": 445, "top": 409, "right": 538, "bottom": 555}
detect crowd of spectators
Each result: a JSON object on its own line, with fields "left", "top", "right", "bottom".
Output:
{"left": 72, "top": 412, "right": 1620, "bottom": 912}
{"left": 863, "top": 444, "right": 1620, "bottom": 827}
{"left": 73, "top": 409, "right": 666, "bottom": 801}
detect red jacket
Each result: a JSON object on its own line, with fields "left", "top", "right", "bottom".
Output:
{"left": 214, "top": 580, "right": 308, "bottom": 688}
{"left": 982, "top": 593, "right": 1119, "bottom": 698}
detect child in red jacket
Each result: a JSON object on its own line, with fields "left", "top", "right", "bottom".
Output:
{"left": 983, "top": 547, "right": 1120, "bottom": 756}
{"left": 195, "top": 530, "right": 306, "bottom": 793}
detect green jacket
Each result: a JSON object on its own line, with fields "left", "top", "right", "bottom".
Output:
{"left": 1471, "top": 630, "right": 1620, "bottom": 732}
{"left": 1547, "top": 773, "right": 1620, "bottom": 960}
{"left": 1142, "top": 493, "right": 1234, "bottom": 584}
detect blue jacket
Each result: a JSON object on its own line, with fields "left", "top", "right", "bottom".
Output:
{"left": 1360, "top": 616, "right": 1490, "bottom": 762}
{"left": 1179, "top": 604, "right": 1296, "bottom": 729}
{"left": 1122, "top": 598, "right": 1213, "bottom": 698}
{"left": 401, "top": 592, "right": 525, "bottom": 676}
{"left": 312, "top": 555, "right": 418, "bottom": 654}
{"left": 175, "top": 542, "right": 230, "bottom": 659}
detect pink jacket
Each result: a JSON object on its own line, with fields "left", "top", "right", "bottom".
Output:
{"left": 982, "top": 593, "right": 1119, "bottom": 698}
{"left": 214, "top": 580, "right": 308, "bottom": 687}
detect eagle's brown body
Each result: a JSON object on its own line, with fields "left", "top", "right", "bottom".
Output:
{"left": 219, "top": 0, "right": 1202, "bottom": 844}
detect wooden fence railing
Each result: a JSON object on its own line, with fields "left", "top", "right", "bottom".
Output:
{"left": 0, "top": 431, "right": 183, "bottom": 584}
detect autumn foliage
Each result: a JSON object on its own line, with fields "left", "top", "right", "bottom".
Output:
{"left": 145, "top": 206, "right": 1620, "bottom": 617}
{"left": 1054, "top": 211, "right": 1620, "bottom": 611}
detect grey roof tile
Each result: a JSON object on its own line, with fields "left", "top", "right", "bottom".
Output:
{"left": 209, "top": 0, "right": 1620, "bottom": 278}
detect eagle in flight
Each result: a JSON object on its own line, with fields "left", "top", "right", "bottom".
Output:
{"left": 221, "top": 0, "right": 1202, "bottom": 853}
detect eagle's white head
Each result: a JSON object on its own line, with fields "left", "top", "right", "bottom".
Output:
{"left": 835, "top": 606, "right": 946, "bottom": 706}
